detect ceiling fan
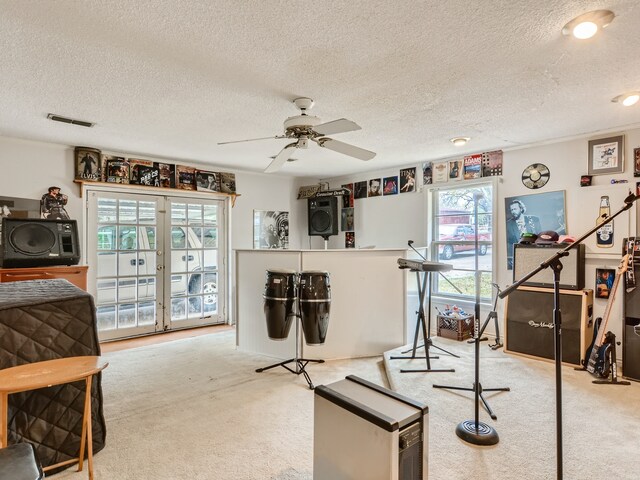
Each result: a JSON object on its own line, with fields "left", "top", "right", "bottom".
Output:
{"left": 218, "top": 97, "right": 376, "bottom": 173}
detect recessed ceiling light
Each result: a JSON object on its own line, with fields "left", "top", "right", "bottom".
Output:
{"left": 612, "top": 92, "right": 640, "bottom": 107}
{"left": 562, "top": 10, "right": 614, "bottom": 39}
{"left": 450, "top": 137, "right": 470, "bottom": 147}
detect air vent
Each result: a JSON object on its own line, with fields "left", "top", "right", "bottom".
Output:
{"left": 47, "top": 113, "right": 95, "bottom": 128}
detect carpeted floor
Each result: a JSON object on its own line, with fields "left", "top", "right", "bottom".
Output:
{"left": 53, "top": 330, "right": 640, "bottom": 479}
{"left": 384, "top": 338, "right": 640, "bottom": 480}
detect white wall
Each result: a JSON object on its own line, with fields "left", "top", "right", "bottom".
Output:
{"left": 3, "top": 128, "right": 639, "bottom": 345}
{"left": 0, "top": 135, "right": 306, "bottom": 254}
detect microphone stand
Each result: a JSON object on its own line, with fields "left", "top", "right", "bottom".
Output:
{"left": 432, "top": 192, "right": 509, "bottom": 445}
{"left": 498, "top": 192, "right": 639, "bottom": 480}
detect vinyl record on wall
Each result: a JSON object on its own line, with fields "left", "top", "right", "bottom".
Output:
{"left": 521, "top": 163, "right": 550, "bottom": 189}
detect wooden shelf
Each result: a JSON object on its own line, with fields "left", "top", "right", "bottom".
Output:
{"left": 73, "top": 180, "right": 240, "bottom": 206}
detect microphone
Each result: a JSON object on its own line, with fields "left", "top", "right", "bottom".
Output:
{"left": 624, "top": 192, "right": 640, "bottom": 205}
{"left": 407, "top": 240, "right": 426, "bottom": 261}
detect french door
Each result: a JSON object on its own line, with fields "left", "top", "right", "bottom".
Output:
{"left": 86, "top": 190, "right": 226, "bottom": 341}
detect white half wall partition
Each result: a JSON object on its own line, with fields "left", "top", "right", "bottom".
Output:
{"left": 236, "top": 248, "right": 407, "bottom": 360}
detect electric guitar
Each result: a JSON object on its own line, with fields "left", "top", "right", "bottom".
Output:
{"left": 583, "top": 254, "right": 630, "bottom": 377}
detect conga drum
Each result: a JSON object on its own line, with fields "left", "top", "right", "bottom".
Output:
{"left": 263, "top": 269, "right": 297, "bottom": 340}
{"left": 299, "top": 270, "right": 331, "bottom": 345}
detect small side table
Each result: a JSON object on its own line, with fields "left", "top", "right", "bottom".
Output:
{"left": 0, "top": 356, "right": 109, "bottom": 480}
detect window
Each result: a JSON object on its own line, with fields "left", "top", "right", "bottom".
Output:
{"left": 430, "top": 183, "right": 494, "bottom": 302}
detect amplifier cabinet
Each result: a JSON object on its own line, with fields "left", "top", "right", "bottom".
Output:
{"left": 623, "top": 266, "right": 640, "bottom": 381}
{"left": 505, "top": 286, "right": 593, "bottom": 366}
{"left": 314, "top": 375, "right": 428, "bottom": 480}
{"left": 513, "top": 243, "right": 585, "bottom": 290}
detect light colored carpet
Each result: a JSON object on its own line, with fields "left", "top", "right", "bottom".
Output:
{"left": 52, "top": 330, "right": 640, "bottom": 479}
{"left": 53, "top": 330, "right": 387, "bottom": 480}
{"left": 384, "top": 338, "right": 640, "bottom": 480}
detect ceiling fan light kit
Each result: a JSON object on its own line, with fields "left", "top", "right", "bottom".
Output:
{"left": 218, "top": 97, "right": 376, "bottom": 173}
{"left": 562, "top": 10, "right": 614, "bottom": 39}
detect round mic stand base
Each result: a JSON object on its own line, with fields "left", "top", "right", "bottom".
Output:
{"left": 456, "top": 419, "right": 499, "bottom": 446}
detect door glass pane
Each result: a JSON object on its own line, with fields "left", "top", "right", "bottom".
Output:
{"left": 169, "top": 200, "right": 220, "bottom": 323}
{"left": 94, "top": 195, "right": 160, "bottom": 337}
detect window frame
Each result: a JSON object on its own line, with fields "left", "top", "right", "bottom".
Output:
{"left": 427, "top": 179, "right": 497, "bottom": 304}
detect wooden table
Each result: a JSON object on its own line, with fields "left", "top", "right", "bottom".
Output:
{"left": 0, "top": 356, "right": 108, "bottom": 479}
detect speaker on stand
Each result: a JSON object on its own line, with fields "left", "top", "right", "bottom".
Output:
{"left": 0, "top": 218, "right": 81, "bottom": 268}
{"left": 308, "top": 196, "right": 338, "bottom": 247}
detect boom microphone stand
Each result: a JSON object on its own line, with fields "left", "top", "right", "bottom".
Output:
{"left": 433, "top": 192, "right": 509, "bottom": 445}
{"left": 498, "top": 191, "right": 639, "bottom": 479}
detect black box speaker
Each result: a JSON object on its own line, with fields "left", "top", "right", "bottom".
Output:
{"left": 505, "top": 286, "right": 593, "bottom": 366}
{"left": 513, "top": 243, "right": 585, "bottom": 290}
{"left": 308, "top": 196, "right": 338, "bottom": 238}
{"left": 623, "top": 318, "right": 640, "bottom": 382}
{"left": 623, "top": 268, "right": 640, "bottom": 381}
{"left": 0, "top": 218, "right": 80, "bottom": 267}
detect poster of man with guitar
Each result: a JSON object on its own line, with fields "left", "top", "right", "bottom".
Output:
{"left": 581, "top": 253, "right": 632, "bottom": 385}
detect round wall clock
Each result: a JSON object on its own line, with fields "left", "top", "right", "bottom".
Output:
{"left": 521, "top": 163, "right": 550, "bottom": 189}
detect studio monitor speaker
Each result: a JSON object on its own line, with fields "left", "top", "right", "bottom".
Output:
{"left": 0, "top": 218, "right": 81, "bottom": 268}
{"left": 308, "top": 196, "right": 338, "bottom": 238}
{"left": 505, "top": 286, "right": 593, "bottom": 366}
{"left": 513, "top": 243, "right": 585, "bottom": 290}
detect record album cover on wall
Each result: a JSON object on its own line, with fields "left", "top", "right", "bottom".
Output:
{"left": 353, "top": 181, "right": 368, "bottom": 199}
{"left": 254, "top": 210, "right": 289, "bottom": 249}
{"left": 399, "top": 167, "right": 416, "bottom": 193}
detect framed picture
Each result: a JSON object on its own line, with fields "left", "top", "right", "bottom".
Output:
{"left": 74, "top": 147, "right": 102, "bottom": 181}
{"left": 504, "top": 190, "right": 566, "bottom": 270}
{"left": 634, "top": 147, "right": 640, "bottom": 177}
{"left": 399, "top": 167, "right": 416, "bottom": 192}
{"left": 253, "top": 210, "right": 289, "bottom": 249}
{"left": 588, "top": 135, "right": 624, "bottom": 175}
{"left": 595, "top": 268, "right": 616, "bottom": 299}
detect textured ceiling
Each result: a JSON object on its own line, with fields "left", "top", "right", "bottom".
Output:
{"left": 1, "top": 1, "right": 640, "bottom": 178}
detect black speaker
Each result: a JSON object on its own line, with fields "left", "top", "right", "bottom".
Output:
{"left": 513, "top": 243, "right": 585, "bottom": 290}
{"left": 505, "top": 286, "right": 593, "bottom": 366}
{"left": 623, "top": 267, "right": 640, "bottom": 381}
{"left": 0, "top": 218, "right": 80, "bottom": 268}
{"left": 308, "top": 196, "right": 338, "bottom": 238}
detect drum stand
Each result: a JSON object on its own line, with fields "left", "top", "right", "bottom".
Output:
{"left": 255, "top": 309, "right": 324, "bottom": 390}
{"left": 390, "top": 270, "right": 458, "bottom": 373}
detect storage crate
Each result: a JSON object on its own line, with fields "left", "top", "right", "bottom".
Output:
{"left": 437, "top": 314, "right": 475, "bottom": 341}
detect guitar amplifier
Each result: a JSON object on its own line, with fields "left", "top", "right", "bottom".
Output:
{"left": 623, "top": 263, "right": 640, "bottom": 381}
{"left": 513, "top": 243, "right": 585, "bottom": 290}
{"left": 505, "top": 286, "right": 593, "bottom": 366}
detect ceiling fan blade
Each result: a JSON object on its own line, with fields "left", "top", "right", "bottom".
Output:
{"left": 218, "top": 135, "right": 285, "bottom": 145}
{"left": 314, "top": 118, "right": 361, "bottom": 136}
{"left": 264, "top": 143, "right": 297, "bottom": 173}
{"left": 316, "top": 137, "right": 376, "bottom": 161}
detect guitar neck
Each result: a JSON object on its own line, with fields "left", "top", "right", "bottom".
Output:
{"left": 595, "top": 265, "right": 624, "bottom": 347}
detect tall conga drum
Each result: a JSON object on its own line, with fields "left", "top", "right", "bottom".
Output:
{"left": 299, "top": 270, "right": 331, "bottom": 345}
{"left": 263, "top": 269, "right": 297, "bottom": 340}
